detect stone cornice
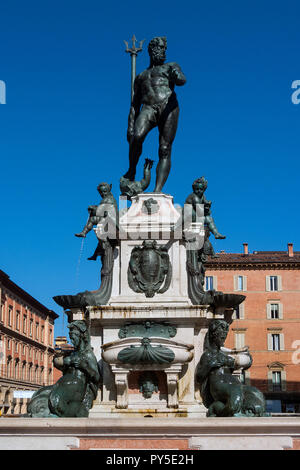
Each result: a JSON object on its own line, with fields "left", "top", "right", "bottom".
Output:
{"left": 205, "top": 261, "right": 300, "bottom": 271}
{"left": 0, "top": 417, "right": 300, "bottom": 437}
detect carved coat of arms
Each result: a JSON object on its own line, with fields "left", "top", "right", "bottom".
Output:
{"left": 128, "top": 240, "right": 172, "bottom": 297}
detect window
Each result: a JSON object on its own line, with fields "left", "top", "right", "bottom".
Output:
{"left": 234, "top": 275, "right": 247, "bottom": 292}
{"left": 238, "top": 276, "right": 243, "bottom": 290}
{"left": 205, "top": 276, "right": 214, "bottom": 291}
{"left": 35, "top": 366, "right": 39, "bottom": 383}
{"left": 234, "top": 332, "right": 245, "bottom": 349}
{"left": 272, "top": 371, "right": 282, "bottom": 391}
{"left": 0, "top": 304, "right": 4, "bottom": 322}
{"left": 235, "top": 305, "right": 241, "bottom": 319}
{"left": 23, "top": 315, "right": 27, "bottom": 334}
{"left": 7, "top": 359, "right": 12, "bottom": 377}
{"left": 270, "top": 304, "right": 279, "bottom": 319}
{"left": 266, "top": 275, "right": 282, "bottom": 292}
{"left": 41, "top": 326, "right": 44, "bottom": 343}
{"left": 270, "top": 276, "right": 278, "bottom": 291}
{"left": 35, "top": 322, "right": 39, "bottom": 340}
{"left": 271, "top": 334, "right": 280, "bottom": 351}
{"left": 22, "top": 363, "right": 26, "bottom": 381}
{"left": 15, "top": 361, "right": 19, "bottom": 379}
{"left": 40, "top": 366, "right": 44, "bottom": 384}
{"left": 29, "top": 319, "right": 33, "bottom": 337}
{"left": 16, "top": 311, "right": 20, "bottom": 330}
{"left": 232, "top": 303, "right": 245, "bottom": 320}
{"left": 267, "top": 302, "right": 283, "bottom": 320}
{"left": 49, "top": 329, "right": 53, "bottom": 345}
{"left": 8, "top": 306, "right": 13, "bottom": 326}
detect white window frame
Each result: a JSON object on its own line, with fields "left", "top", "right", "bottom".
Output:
{"left": 267, "top": 302, "right": 283, "bottom": 320}
{"left": 234, "top": 275, "right": 247, "bottom": 292}
{"left": 205, "top": 276, "right": 217, "bottom": 291}
{"left": 267, "top": 332, "right": 284, "bottom": 351}
{"left": 232, "top": 302, "right": 245, "bottom": 320}
{"left": 266, "top": 275, "right": 282, "bottom": 292}
{"left": 234, "top": 332, "right": 245, "bottom": 349}
{"left": 267, "top": 366, "right": 287, "bottom": 392}
{"left": 272, "top": 371, "right": 282, "bottom": 391}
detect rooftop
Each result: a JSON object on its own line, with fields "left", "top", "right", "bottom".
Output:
{"left": 207, "top": 244, "right": 300, "bottom": 267}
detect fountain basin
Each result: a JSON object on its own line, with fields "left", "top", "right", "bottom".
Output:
{"left": 102, "top": 336, "right": 194, "bottom": 366}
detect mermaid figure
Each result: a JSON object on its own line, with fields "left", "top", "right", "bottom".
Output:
{"left": 26, "top": 321, "right": 100, "bottom": 417}
{"left": 196, "top": 319, "right": 267, "bottom": 417}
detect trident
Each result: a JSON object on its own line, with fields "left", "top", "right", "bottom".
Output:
{"left": 124, "top": 35, "right": 145, "bottom": 103}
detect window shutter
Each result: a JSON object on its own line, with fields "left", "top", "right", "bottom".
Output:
{"left": 267, "top": 370, "right": 273, "bottom": 391}
{"left": 281, "top": 371, "right": 287, "bottom": 391}
{"left": 240, "top": 302, "right": 245, "bottom": 319}
{"left": 280, "top": 333, "right": 285, "bottom": 351}
{"left": 243, "top": 276, "right": 247, "bottom": 292}
{"left": 278, "top": 275, "right": 282, "bottom": 291}
{"left": 266, "top": 276, "right": 270, "bottom": 292}
{"left": 213, "top": 276, "right": 218, "bottom": 291}
{"left": 235, "top": 333, "right": 245, "bottom": 349}
{"left": 267, "top": 303, "right": 271, "bottom": 319}
{"left": 267, "top": 334, "right": 273, "bottom": 351}
{"left": 279, "top": 303, "right": 283, "bottom": 320}
{"left": 234, "top": 275, "right": 238, "bottom": 291}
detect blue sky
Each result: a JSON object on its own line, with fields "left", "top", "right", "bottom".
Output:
{"left": 0, "top": 0, "right": 300, "bottom": 337}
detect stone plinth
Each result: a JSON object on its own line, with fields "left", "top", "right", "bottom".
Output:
{"left": 0, "top": 417, "right": 299, "bottom": 450}
{"left": 96, "top": 192, "right": 193, "bottom": 307}
{"left": 71, "top": 305, "right": 214, "bottom": 418}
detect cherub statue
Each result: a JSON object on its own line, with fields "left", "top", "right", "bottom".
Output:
{"left": 26, "top": 321, "right": 101, "bottom": 417}
{"left": 184, "top": 177, "right": 225, "bottom": 239}
{"left": 120, "top": 158, "right": 154, "bottom": 200}
{"left": 75, "top": 182, "right": 118, "bottom": 238}
{"left": 196, "top": 319, "right": 267, "bottom": 417}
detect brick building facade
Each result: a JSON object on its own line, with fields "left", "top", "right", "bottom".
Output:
{"left": 0, "top": 270, "right": 58, "bottom": 415}
{"left": 206, "top": 242, "right": 300, "bottom": 413}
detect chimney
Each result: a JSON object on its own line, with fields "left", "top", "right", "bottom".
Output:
{"left": 243, "top": 243, "right": 249, "bottom": 255}
{"left": 288, "top": 243, "right": 294, "bottom": 257}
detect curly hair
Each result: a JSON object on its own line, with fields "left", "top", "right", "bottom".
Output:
{"left": 192, "top": 176, "right": 208, "bottom": 190}
{"left": 208, "top": 319, "right": 229, "bottom": 343}
{"left": 97, "top": 182, "right": 112, "bottom": 192}
{"left": 148, "top": 36, "right": 167, "bottom": 54}
{"left": 68, "top": 320, "right": 91, "bottom": 348}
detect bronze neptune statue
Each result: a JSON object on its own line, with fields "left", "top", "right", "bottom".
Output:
{"left": 123, "top": 36, "right": 186, "bottom": 192}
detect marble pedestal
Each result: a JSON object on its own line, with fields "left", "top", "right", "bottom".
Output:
{"left": 69, "top": 193, "right": 224, "bottom": 417}
{"left": 72, "top": 305, "right": 218, "bottom": 418}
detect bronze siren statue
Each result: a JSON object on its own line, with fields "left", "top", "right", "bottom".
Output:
{"left": 26, "top": 321, "right": 101, "bottom": 417}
